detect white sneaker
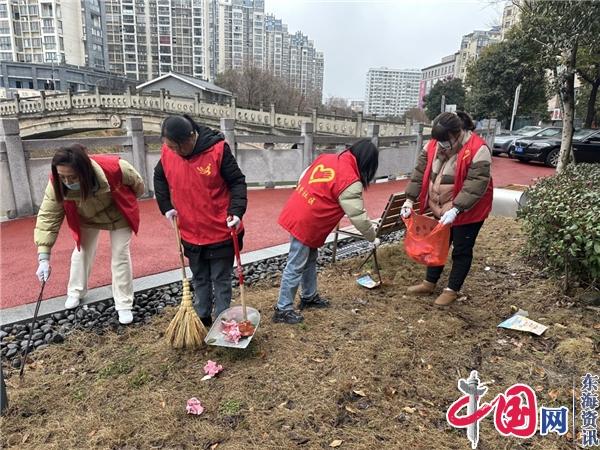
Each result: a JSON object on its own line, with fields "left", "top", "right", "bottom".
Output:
{"left": 118, "top": 310, "right": 133, "bottom": 325}
{"left": 64, "top": 296, "right": 80, "bottom": 309}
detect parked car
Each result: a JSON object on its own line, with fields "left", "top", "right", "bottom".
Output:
{"left": 507, "top": 127, "right": 562, "bottom": 159}
{"left": 572, "top": 129, "right": 600, "bottom": 164}
{"left": 510, "top": 128, "right": 600, "bottom": 168}
{"left": 492, "top": 126, "right": 541, "bottom": 155}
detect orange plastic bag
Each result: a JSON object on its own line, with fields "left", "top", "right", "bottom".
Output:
{"left": 402, "top": 214, "right": 451, "bottom": 267}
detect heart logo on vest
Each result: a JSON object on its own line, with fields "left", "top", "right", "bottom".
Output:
{"left": 308, "top": 164, "right": 336, "bottom": 184}
{"left": 196, "top": 163, "right": 212, "bottom": 176}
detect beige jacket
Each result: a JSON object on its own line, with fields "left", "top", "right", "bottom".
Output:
{"left": 339, "top": 181, "right": 377, "bottom": 242}
{"left": 405, "top": 131, "right": 492, "bottom": 218}
{"left": 34, "top": 159, "right": 145, "bottom": 255}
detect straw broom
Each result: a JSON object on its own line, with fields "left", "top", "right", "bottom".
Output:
{"left": 165, "top": 217, "right": 207, "bottom": 349}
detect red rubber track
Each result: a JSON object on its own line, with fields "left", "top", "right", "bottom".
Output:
{"left": 0, "top": 156, "right": 554, "bottom": 309}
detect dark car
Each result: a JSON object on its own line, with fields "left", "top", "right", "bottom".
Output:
{"left": 510, "top": 128, "right": 600, "bottom": 168}
{"left": 506, "top": 127, "right": 562, "bottom": 157}
{"left": 492, "top": 126, "right": 541, "bottom": 155}
{"left": 572, "top": 129, "right": 600, "bottom": 164}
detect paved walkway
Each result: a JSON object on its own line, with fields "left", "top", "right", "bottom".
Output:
{"left": 0, "top": 155, "right": 554, "bottom": 310}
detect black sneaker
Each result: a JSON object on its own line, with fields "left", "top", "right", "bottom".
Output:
{"left": 299, "top": 293, "right": 330, "bottom": 310}
{"left": 200, "top": 316, "right": 213, "bottom": 328}
{"left": 272, "top": 307, "right": 304, "bottom": 324}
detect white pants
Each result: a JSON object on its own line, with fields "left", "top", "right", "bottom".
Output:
{"left": 67, "top": 227, "right": 133, "bottom": 311}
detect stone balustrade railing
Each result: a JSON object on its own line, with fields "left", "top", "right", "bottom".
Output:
{"left": 0, "top": 91, "right": 409, "bottom": 137}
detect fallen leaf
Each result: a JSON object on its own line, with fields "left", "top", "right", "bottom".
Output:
{"left": 593, "top": 323, "right": 600, "bottom": 330}
{"left": 535, "top": 385, "right": 544, "bottom": 393}
{"left": 328, "top": 379, "right": 337, "bottom": 384}
{"left": 330, "top": 439, "right": 343, "bottom": 448}
{"left": 426, "top": 364, "right": 432, "bottom": 370}
{"left": 353, "top": 390, "right": 366, "bottom": 397}
{"left": 160, "top": 401, "right": 166, "bottom": 408}
{"left": 384, "top": 387, "right": 397, "bottom": 398}
{"left": 22, "top": 433, "right": 30, "bottom": 444}
{"left": 278, "top": 401, "right": 289, "bottom": 409}
{"left": 210, "top": 444, "right": 219, "bottom": 450}
{"left": 417, "top": 319, "right": 425, "bottom": 324}
{"left": 548, "top": 389, "right": 559, "bottom": 401}
{"left": 312, "top": 358, "right": 325, "bottom": 363}
{"left": 345, "top": 405, "right": 359, "bottom": 414}
{"left": 403, "top": 406, "right": 416, "bottom": 414}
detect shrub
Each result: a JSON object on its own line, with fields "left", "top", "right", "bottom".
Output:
{"left": 517, "top": 163, "right": 600, "bottom": 289}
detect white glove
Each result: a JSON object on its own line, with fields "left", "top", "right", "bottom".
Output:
{"left": 226, "top": 215, "right": 241, "bottom": 230}
{"left": 439, "top": 207, "right": 460, "bottom": 226}
{"left": 165, "top": 209, "right": 177, "bottom": 226}
{"left": 370, "top": 237, "right": 381, "bottom": 249}
{"left": 36, "top": 259, "right": 51, "bottom": 282}
{"left": 401, "top": 199, "right": 413, "bottom": 218}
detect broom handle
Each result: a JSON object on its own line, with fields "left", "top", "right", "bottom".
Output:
{"left": 230, "top": 226, "right": 247, "bottom": 321}
{"left": 173, "top": 217, "right": 186, "bottom": 280}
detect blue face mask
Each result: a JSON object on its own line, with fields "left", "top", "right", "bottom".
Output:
{"left": 64, "top": 182, "right": 80, "bottom": 190}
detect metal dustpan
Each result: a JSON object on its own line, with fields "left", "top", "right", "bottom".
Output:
{"left": 205, "top": 305, "right": 260, "bottom": 349}
{"left": 205, "top": 227, "right": 260, "bottom": 349}
{"left": 355, "top": 248, "right": 382, "bottom": 289}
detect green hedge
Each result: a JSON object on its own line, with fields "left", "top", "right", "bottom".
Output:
{"left": 518, "top": 163, "right": 600, "bottom": 289}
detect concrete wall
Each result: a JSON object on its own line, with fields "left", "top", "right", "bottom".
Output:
{"left": 0, "top": 117, "right": 423, "bottom": 220}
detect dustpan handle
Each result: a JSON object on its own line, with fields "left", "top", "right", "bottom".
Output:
{"left": 230, "top": 226, "right": 247, "bottom": 320}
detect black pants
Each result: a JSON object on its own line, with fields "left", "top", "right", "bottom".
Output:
{"left": 425, "top": 221, "right": 484, "bottom": 292}
{"left": 184, "top": 250, "right": 234, "bottom": 320}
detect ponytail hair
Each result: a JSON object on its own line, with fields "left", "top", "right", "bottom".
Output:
{"left": 431, "top": 111, "right": 475, "bottom": 140}
{"left": 456, "top": 111, "right": 475, "bottom": 131}
{"left": 161, "top": 114, "right": 202, "bottom": 145}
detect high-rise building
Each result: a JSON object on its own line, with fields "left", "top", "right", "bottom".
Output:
{"left": 0, "top": 0, "right": 108, "bottom": 69}
{"left": 216, "top": 0, "right": 264, "bottom": 72}
{"left": 501, "top": 0, "right": 521, "bottom": 40}
{"left": 419, "top": 53, "right": 458, "bottom": 107}
{"left": 106, "top": 0, "right": 212, "bottom": 82}
{"left": 454, "top": 27, "right": 501, "bottom": 80}
{"left": 364, "top": 68, "right": 421, "bottom": 117}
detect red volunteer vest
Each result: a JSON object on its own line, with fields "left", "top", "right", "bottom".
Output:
{"left": 160, "top": 141, "right": 232, "bottom": 245}
{"left": 279, "top": 151, "right": 361, "bottom": 248}
{"left": 63, "top": 155, "right": 140, "bottom": 250}
{"left": 418, "top": 133, "right": 493, "bottom": 226}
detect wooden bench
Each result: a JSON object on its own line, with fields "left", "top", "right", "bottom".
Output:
{"left": 331, "top": 192, "right": 425, "bottom": 263}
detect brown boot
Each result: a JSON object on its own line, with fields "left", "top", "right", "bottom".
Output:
{"left": 434, "top": 288, "right": 458, "bottom": 306}
{"left": 406, "top": 281, "right": 436, "bottom": 296}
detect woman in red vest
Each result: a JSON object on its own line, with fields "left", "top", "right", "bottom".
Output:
{"left": 402, "top": 112, "right": 493, "bottom": 306}
{"left": 34, "top": 144, "right": 145, "bottom": 324}
{"left": 274, "top": 139, "right": 381, "bottom": 324}
{"left": 154, "top": 115, "right": 247, "bottom": 328}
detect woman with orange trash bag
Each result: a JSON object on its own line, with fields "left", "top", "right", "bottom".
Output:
{"left": 401, "top": 111, "right": 493, "bottom": 306}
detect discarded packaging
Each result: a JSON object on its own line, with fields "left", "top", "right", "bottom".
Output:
{"left": 497, "top": 313, "right": 548, "bottom": 336}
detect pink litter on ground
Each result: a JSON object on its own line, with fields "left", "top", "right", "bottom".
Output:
{"left": 203, "top": 360, "right": 223, "bottom": 377}
{"left": 186, "top": 397, "right": 204, "bottom": 415}
{"left": 221, "top": 320, "right": 241, "bottom": 343}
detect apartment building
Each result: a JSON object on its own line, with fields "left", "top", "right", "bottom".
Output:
{"left": 1, "top": 0, "right": 324, "bottom": 97}
{"left": 365, "top": 68, "right": 420, "bottom": 117}
{"left": 418, "top": 52, "right": 458, "bottom": 107}
{"left": 501, "top": 0, "right": 521, "bottom": 40}
{"left": 0, "top": 0, "right": 107, "bottom": 69}
{"left": 454, "top": 27, "right": 501, "bottom": 80}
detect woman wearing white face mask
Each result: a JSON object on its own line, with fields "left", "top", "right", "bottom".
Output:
{"left": 34, "top": 144, "right": 145, "bottom": 324}
{"left": 401, "top": 111, "right": 493, "bottom": 306}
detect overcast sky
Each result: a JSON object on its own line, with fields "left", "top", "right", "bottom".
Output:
{"left": 266, "top": 0, "right": 505, "bottom": 100}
